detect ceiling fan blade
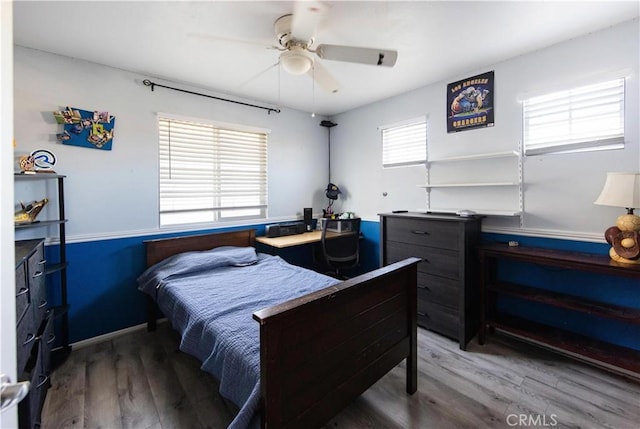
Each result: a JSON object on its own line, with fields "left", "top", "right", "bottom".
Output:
{"left": 291, "top": 1, "right": 327, "bottom": 42}
{"left": 316, "top": 44, "right": 398, "bottom": 67}
{"left": 308, "top": 60, "right": 340, "bottom": 94}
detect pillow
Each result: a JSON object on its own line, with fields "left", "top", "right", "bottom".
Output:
{"left": 137, "top": 246, "right": 258, "bottom": 294}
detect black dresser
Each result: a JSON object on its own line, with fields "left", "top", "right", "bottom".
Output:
{"left": 15, "top": 239, "right": 54, "bottom": 429}
{"left": 379, "top": 212, "right": 481, "bottom": 350}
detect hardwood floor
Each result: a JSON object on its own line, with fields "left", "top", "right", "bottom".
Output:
{"left": 41, "top": 323, "right": 640, "bottom": 429}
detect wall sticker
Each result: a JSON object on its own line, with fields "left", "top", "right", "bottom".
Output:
{"left": 447, "top": 71, "right": 494, "bottom": 133}
{"left": 54, "top": 106, "right": 115, "bottom": 150}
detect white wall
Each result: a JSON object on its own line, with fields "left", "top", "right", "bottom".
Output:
{"left": 13, "top": 19, "right": 640, "bottom": 242}
{"left": 331, "top": 19, "right": 640, "bottom": 241}
{"left": 13, "top": 47, "right": 330, "bottom": 241}
{"left": 1, "top": 1, "right": 18, "bottom": 427}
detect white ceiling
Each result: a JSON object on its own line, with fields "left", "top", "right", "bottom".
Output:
{"left": 13, "top": 1, "right": 640, "bottom": 116}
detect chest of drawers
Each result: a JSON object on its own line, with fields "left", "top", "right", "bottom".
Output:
{"left": 15, "top": 239, "right": 53, "bottom": 429}
{"left": 379, "top": 213, "right": 481, "bottom": 350}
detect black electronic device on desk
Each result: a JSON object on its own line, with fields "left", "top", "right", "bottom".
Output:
{"left": 265, "top": 221, "right": 306, "bottom": 238}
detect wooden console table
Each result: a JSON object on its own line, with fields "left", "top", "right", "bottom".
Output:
{"left": 478, "top": 243, "right": 640, "bottom": 380}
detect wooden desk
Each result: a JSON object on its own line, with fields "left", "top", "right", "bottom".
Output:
{"left": 256, "top": 231, "right": 322, "bottom": 248}
{"left": 256, "top": 230, "right": 352, "bottom": 249}
{"left": 478, "top": 243, "right": 640, "bottom": 379}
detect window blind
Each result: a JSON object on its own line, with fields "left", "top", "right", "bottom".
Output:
{"left": 381, "top": 119, "right": 427, "bottom": 168}
{"left": 523, "top": 78, "right": 625, "bottom": 156}
{"left": 159, "top": 117, "right": 267, "bottom": 226}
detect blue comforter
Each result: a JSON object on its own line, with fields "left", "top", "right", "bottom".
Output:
{"left": 137, "top": 247, "right": 340, "bottom": 429}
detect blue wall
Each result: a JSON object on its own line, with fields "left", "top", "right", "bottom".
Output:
{"left": 48, "top": 220, "right": 639, "bottom": 353}
{"left": 47, "top": 220, "right": 381, "bottom": 344}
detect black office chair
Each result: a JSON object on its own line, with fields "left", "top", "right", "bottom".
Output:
{"left": 320, "top": 218, "right": 361, "bottom": 279}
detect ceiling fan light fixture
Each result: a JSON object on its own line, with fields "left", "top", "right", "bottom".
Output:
{"left": 280, "top": 48, "right": 313, "bottom": 75}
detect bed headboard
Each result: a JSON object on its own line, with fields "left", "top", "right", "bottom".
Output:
{"left": 144, "top": 229, "right": 256, "bottom": 267}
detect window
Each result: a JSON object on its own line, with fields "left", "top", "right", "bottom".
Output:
{"left": 381, "top": 118, "right": 427, "bottom": 168}
{"left": 158, "top": 115, "right": 268, "bottom": 227}
{"left": 523, "top": 78, "right": 625, "bottom": 156}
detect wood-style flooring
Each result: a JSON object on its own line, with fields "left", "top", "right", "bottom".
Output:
{"left": 41, "top": 323, "right": 640, "bottom": 429}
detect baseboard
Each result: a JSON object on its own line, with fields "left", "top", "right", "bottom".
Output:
{"left": 71, "top": 318, "right": 168, "bottom": 350}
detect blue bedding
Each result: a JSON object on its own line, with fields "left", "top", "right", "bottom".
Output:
{"left": 137, "top": 246, "right": 340, "bottom": 429}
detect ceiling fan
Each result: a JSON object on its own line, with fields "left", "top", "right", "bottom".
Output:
{"left": 191, "top": 1, "right": 398, "bottom": 94}
{"left": 272, "top": 1, "right": 398, "bottom": 93}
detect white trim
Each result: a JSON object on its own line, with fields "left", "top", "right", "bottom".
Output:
{"left": 57, "top": 216, "right": 604, "bottom": 245}
{"left": 156, "top": 111, "right": 271, "bottom": 135}
{"left": 59, "top": 213, "right": 318, "bottom": 244}
{"left": 70, "top": 319, "right": 168, "bottom": 350}
{"left": 481, "top": 226, "right": 605, "bottom": 243}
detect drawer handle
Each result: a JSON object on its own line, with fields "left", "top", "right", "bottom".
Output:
{"left": 32, "top": 271, "right": 43, "bottom": 279}
{"left": 16, "top": 287, "right": 29, "bottom": 297}
{"left": 38, "top": 300, "right": 48, "bottom": 309}
{"left": 23, "top": 333, "right": 36, "bottom": 346}
{"left": 411, "top": 230, "right": 430, "bottom": 235}
{"left": 47, "top": 334, "right": 56, "bottom": 345}
{"left": 38, "top": 259, "right": 47, "bottom": 266}
{"left": 36, "top": 375, "right": 49, "bottom": 389}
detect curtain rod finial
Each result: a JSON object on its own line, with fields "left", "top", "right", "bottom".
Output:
{"left": 143, "top": 79, "right": 155, "bottom": 91}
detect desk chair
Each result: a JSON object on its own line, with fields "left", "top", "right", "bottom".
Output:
{"left": 320, "top": 218, "right": 361, "bottom": 279}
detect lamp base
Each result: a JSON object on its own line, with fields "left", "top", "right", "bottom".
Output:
{"left": 616, "top": 213, "right": 640, "bottom": 230}
{"left": 605, "top": 213, "right": 640, "bottom": 264}
{"left": 609, "top": 247, "right": 640, "bottom": 264}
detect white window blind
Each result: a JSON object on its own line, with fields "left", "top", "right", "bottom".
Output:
{"left": 159, "top": 117, "right": 267, "bottom": 227}
{"left": 523, "top": 78, "right": 625, "bottom": 156}
{"left": 381, "top": 119, "right": 427, "bottom": 168}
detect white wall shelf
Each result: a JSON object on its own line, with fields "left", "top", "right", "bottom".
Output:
{"left": 425, "top": 208, "right": 522, "bottom": 217}
{"left": 429, "top": 150, "right": 520, "bottom": 163}
{"left": 424, "top": 144, "right": 523, "bottom": 222}
{"left": 420, "top": 181, "right": 520, "bottom": 188}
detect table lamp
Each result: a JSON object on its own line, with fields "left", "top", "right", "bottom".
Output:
{"left": 594, "top": 172, "right": 640, "bottom": 264}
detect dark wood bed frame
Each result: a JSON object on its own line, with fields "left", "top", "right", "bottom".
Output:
{"left": 143, "top": 229, "right": 420, "bottom": 429}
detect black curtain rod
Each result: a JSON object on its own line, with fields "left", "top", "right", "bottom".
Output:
{"left": 142, "top": 79, "right": 280, "bottom": 115}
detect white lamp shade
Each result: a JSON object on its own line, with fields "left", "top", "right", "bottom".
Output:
{"left": 280, "top": 49, "right": 312, "bottom": 75}
{"left": 594, "top": 172, "right": 640, "bottom": 209}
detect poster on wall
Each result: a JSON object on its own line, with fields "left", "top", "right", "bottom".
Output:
{"left": 53, "top": 106, "right": 115, "bottom": 150}
{"left": 447, "top": 71, "right": 494, "bottom": 133}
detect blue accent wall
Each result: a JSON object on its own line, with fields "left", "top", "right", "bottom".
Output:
{"left": 48, "top": 225, "right": 268, "bottom": 344}
{"left": 50, "top": 220, "right": 639, "bottom": 354}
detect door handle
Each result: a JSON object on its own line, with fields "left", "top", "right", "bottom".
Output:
{"left": 411, "top": 230, "right": 430, "bottom": 235}
{"left": 23, "top": 333, "right": 36, "bottom": 346}
{"left": 0, "top": 374, "right": 30, "bottom": 414}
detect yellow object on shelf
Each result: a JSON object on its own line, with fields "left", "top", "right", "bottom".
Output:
{"left": 14, "top": 198, "right": 48, "bottom": 224}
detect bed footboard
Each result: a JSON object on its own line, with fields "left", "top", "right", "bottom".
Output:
{"left": 253, "top": 257, "right": 420, "bottom": 429}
